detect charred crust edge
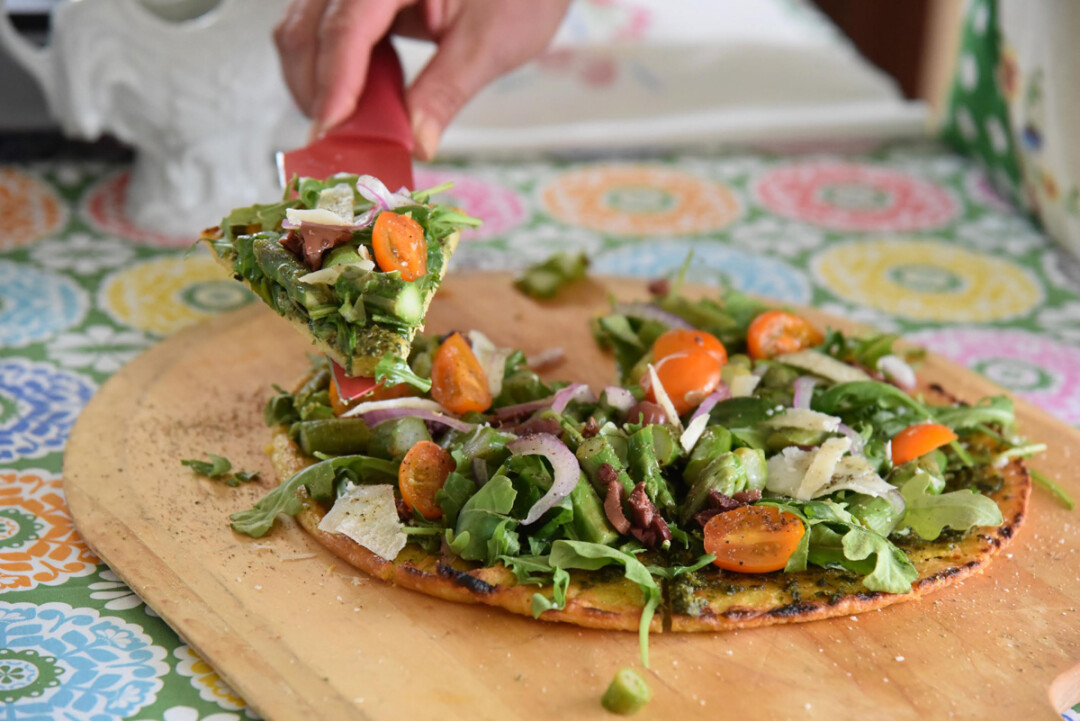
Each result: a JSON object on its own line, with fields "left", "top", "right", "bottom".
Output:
{"left": 436, "top": 562, "right": 496, "bottom": 595}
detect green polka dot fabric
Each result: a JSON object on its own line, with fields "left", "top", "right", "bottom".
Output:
{"left": 940, "top": 0, "right": 1026, "bottom": 208}
{"left": 2, "top": 142, "right": 1080, "bottom": 719}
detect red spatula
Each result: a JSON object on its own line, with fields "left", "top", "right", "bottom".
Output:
{"left": 278, "top": 39, "right": 414, "bottom": 191}
{"left": 277, "top": 39, "right": 414, "bottom": 398}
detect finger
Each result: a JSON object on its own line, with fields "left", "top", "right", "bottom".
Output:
{"left": 273, "top": 0, "right": 331, "bottom": 116}
{"left": 311, "top": 0, "right": 405, "bottom": 135}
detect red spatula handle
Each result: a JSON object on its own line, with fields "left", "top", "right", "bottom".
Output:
{"left": 330, "top": 39, "right": 413, "bottom": 150}
{"left": 279, "top": 39, "right": 414, "bottom": 189}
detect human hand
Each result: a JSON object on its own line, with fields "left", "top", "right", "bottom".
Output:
{"left": 275, "top": 0, "right": 572, "bottom": 160}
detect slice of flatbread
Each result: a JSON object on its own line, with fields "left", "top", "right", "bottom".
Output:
{"left": 199, "top": 222, "right": 459, "bottom": 378}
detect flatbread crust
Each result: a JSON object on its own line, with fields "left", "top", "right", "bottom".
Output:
{"left": 200, "top": 226, "right": 460, "bottom": 377}
{"left": 265, "top": 379, "right": 1029, "bottom": 633}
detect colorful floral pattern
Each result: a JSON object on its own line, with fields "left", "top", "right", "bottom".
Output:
{"left": 0, "top": 470, "right": 98, "bottom": 591}
{"left": 0, "top": 169, "right": 67, "bottom": 249}
{"left": 0, "top": 602, "right": 168, "bottom": 718}
{"left": 0, "top": 360, "right": 96, "bottom": 463}
{"left": 594, "top": 240, "right": 811, "bottom": 304}
{"left": 811, "top": 239, "right": 1043, "bottom": 322}
{"left": 755, "top": 162, "right": 958, "bottom": 231}
{"left": 82, "top": 171, "right": 193, "bottom": 248}
{"left": 99, "top": 254, "right": 253, "bottom": 337}
{"left": 173, "top": 646, "right": 251, "bottom": 714}
{"left": 906, "top": 328, "right": 1080, "bottom": 424}
{"left": 0, "top": 261, "right": 88, "bottom": 348}
{"left": 29, "top": 233, "right": 135, "bottom": 276}
{"left": 47, "top": 324, "right": 151, "bottom": 375}
{"left": 413, "top": 169, "right": 526, "bottom": 241}
{"left": 3, "top": 144, "right": 1080, "bottom": 718}
{"left": 541, "top": 165, "right": 740, "bottom": 236}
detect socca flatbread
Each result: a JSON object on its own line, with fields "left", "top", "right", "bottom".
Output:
{"left": 263, "top": 375, "right": 1029, "bottom": 634}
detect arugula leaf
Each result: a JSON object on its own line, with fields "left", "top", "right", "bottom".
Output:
{"left": 530, "top": 567, "right": 571, "bottom": 617}
{"left": 897, "top": 470, "right": 1003, "bottom": 540}
{"left": 930, "top": 396, "right": 1015, "bottom": 431}
{"left": 761, "top": 499, "right": 918, "bottom": 594}
{"left": 514, "top": 251, "right": 589, "bottom": 299}
{"left": 841, "top": 527, "right": 919, "bottom": 593}
{"left": 548, "top": 540, "right": 662, "bottom": 667}
{"left": 181, "top": 453, "right": 232, "bottom": 478}
{"left": 229, "top": 454, "right": 397, "bottom": 538}
{"left": 447, "top": 475, "right": 519, "bottom": 564}
{"left": 813, "top": 381, "right": 930, "bottom": 419}
{"left": 435, "top": 472, "right": 477, "bottom": 527}
{"left": 264, "top": 384, "right": 299, "bottom": 426}
{"left": 646, "top": 554, "right": 716, "bottom": 580}
{"left": 499, "top": 554, "right": 554, "bottom": 585}
{"left": 374, "top": 353, "right": 432, "bottom": 393}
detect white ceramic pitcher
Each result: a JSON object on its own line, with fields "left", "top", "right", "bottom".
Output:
{"left": 0, "top": 0, "right": 306, "bottom": 237}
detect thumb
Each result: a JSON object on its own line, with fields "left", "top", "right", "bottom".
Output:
{"left": 405, "top": 32, "right": 504, "bottom": 161}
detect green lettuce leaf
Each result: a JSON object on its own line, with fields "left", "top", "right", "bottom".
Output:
{"left": 447, "top": 475, "right": 519, "bottom": 564}
{"left": 530, "top": 567, "right": 570, "bottom": 617}
{"left": 898, "top": 470, "right": 1003, "bottom": 541}
{"left": 548, "top": 540, "right": 662, "bottom": 667}
{"left": 841, "top": 527, "right": 919, "bottom": 594}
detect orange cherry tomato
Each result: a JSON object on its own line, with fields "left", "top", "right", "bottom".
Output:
{"left": 372, "top": 211, "right": 427, "bottom": 281}
{"left": 431, "top": 332, "right": 492, "bottom": 414}
{"left": 643, "top": 350, "right": 722, "bottom": 416}
{"left": 652, "top": 329, "right": 728, "bottom": 366}
{"left": 890, "top": 422, "right": 959, "bottom": 466}
{"left": 398, "top": 440, "right": 456, "bottom": 520}
{"left": 746, "top": 310, "right": 823, "bottom": 360}
{"left": 703, "top": 505, "right": 806, "bottom": 573}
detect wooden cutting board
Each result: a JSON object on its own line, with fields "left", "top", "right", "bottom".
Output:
{"left": 63, "top": 272, "right": 1080, "bottom": 720}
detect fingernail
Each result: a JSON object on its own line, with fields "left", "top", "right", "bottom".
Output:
{"left": 309, "top": 121, "right": 328, "bottom": 143}
{"left": 411, "top": 111, "right": 440, "bottom": 161}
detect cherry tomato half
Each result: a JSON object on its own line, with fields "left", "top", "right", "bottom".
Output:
{"left": 703, "top": 505, "right": 806, "bottom": 573}
{"left": 372, "top": 211, "right": 427, "bottom": 281}
{"left": 642, "top": 350, "right": 722, "bottom": 416}
{"left": 431, "top": 332, "right": 492, "bottom": 414}
{"left": 746, "top": 310, "right": 823, "bottom": 360}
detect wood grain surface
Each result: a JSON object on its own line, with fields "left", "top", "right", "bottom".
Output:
{"left": 63, "top": 272, "right": 1080, "bottom": 720}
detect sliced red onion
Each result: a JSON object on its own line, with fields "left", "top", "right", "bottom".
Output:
{"left": 493, "top": 396, "right": 554, "bottom": 420}
{"left": 611, "top": 302, "right": 692, "bottom": 330}
{"left": 525, "top": 347, "right": 566, "bottom": 372}
{"left": 508, "top": 433, "right": 581, "bottom": 525}
{"left": 837, "top": 422, "right": 865, "bottom": 456}
{"left": 878, "top": 355, "right": 917, "bottom": 390}
{"left": 792, "top": 376, "right": 819, "bottom": 410}
{"left": 472, "top": 457, "right": 489, "bottom": 486}
{"left": 356, "top": 174, "right": 413, "bottom": 211}
{"left": 342, "top": 396, "right": 446, "bottom": 418}
{"left": 550, "top": 383, "right": 596, "bottom": 415}
{"left": 885, "top": 489, "right": 906, "bottom": 516}
{"left": 602, "top": 386, "right": 636, "bottom": 413}
{"left": 361, "top": 407, "right": 476, "bottom": 432}
{"left": 688, "top": 384, "right": 729, "bottom": 423}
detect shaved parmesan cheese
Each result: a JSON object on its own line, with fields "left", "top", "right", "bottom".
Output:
{"left": 679, "top": 412, "right": 710, "bottom": 453}
{"left": 816, "top": 455, "right": 895, "bottom": 498}
{"left": 762, "top": 408, "right": 841, "bottom": 433}
{"left": 318, "top": 484, "right": 406, "bottom": 561}
{"left": 777, "top": 350, "right": 871, "bottom": 384}
{"left": 766, "top": 437, "right": 854, "bottom": 501}
{"left": 342, "top": 397, "right": 449, "bottom": 418}
{"left": 468, "top": 330, "right": 512, "bottom": 398}
{"left": 316, "top": 183, "right": 356, "bottom": 220}
{"left": 730, "top": 374, "right": 761, "bottom": 398}
{"left": 796, "top": 437, "right": 851, "bottom": 499}
{"left": 765, "top": 446, "right": 812, "bottom": 498}
{"left": 286, "top": 207, "right": 354, "bottom": 227}
{"left": 647, "top": 363, "right": 682, "bottom": 431}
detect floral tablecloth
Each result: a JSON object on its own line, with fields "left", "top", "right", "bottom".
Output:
{"left": 2, "top": 140, "right": 1079, "bottom": 720}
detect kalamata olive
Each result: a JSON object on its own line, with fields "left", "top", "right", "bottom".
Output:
{"left": 626, "top": 401, "right": 667, "bottom": 426}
